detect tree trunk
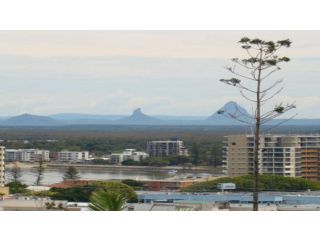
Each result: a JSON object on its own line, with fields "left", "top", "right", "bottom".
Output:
{"left": 253, "top": 49, "right": 263, "bottom": 211}
{"left": 253, "top": 118, "right": 260, "bottom": 211}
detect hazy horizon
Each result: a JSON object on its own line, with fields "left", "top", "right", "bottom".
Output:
{"left": 0, "top": 31, "right": 319, "bottom": 118}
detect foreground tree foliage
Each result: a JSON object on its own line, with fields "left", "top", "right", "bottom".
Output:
{"left": 89, "top": 190, "right": 127, "bottom": 211}
{"left": 50, "top": 181, "right": 137, "bottom": 203}
{"left": 181, "top": 175, "right": 320, "bottom": 193}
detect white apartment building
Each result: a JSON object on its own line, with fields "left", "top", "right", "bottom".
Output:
{"left": 58, "top": 151, "right": 89, "bottom": 162}
{"left": 146, "top": 139, "right": 189, "bottom": 158}
{"left": 223, "top": 134, "right": 320, "bottom": 178}
{"left": 0, "top": 146, "right": 5, "bottom": 187}
{"left": 5, "top": 149, "right": 50, "bottom": 162}
{"left": 110, "top": 149, "right": 149, "bottom": 164}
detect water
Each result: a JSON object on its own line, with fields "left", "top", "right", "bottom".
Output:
{"left": 5, "top": 167, "right": 214, "bottom": 185}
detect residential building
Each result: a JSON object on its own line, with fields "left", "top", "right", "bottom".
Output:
{"left": 5, "top": 149, "right": 50, "bottom": 162}
{"left": 223, "top": 134, "right": 320, "bottom": 179}
{"left": 110, "top": 149, "right": 149, "bottom": 164}
{"left": 147, "top": 139, "right": 189, "bottom": 158}
{"left": 57, "top": 151, "right": 89, "bottom": 162}
{"left": 0, "top": 146, "right": 5, "bottom": 187}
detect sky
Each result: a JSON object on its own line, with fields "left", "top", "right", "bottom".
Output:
{"left": 0, "top": 30, "right": 320, "bottom": 118}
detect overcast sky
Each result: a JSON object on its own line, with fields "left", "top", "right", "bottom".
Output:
{"left": 0, "top": 31, "right": 319, "bottom": 117}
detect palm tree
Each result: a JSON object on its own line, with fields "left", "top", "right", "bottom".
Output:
{"left": 89, "top": 190, "right": 127, "bottom": 211}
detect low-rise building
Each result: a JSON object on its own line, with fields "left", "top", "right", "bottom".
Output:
{"left": 5, "top": 149, "right": 50, "bottom": 162}
{"left": 110, "top": 149, "right": 149, "bottom": 164}
{"left": 57, "top": 151, "right": 89, "bottom": 162}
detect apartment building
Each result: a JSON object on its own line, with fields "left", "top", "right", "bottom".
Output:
{"left": 5, "top": 149, "right": 50, "bottom": 162}
{"left": 0, "top": 146, "right": 5, "bottom": 187}
{"left": 300, "top": 136, "right": 320, "bottom": 181}
{"left": 147, "top": 139, "right": 189, "bottom": 158}
{"left": 223, "top": 134, "right": 320, "bottom": 179}
{"left": 57, "top": 151, "right": 89, "bottom": 162}
{"left": 110, "top": 149, "right": 149, "bottom": 164}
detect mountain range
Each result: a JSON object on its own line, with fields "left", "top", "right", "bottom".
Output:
{"left": 0, "top": 101, "right": 318, "bottom": 126}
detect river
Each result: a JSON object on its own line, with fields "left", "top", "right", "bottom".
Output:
{"left": 5, "top": 166, "right": 219, "bottom": 185}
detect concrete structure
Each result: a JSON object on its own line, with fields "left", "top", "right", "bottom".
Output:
{"left": 0, "top": 198, "right": 68, "bottom": 211}
{"left": 110, "top": 149, "right": 149, "bottom": 164}
{"left": 223, "top": 134, "right": 320, "bottom": 179}
{"left": 5, "top": 149, "right": 50, "bottom": 162}
{"left": 147, "top": 138, "right": 189, "bottom": 158}
{"left": 0, "top": 187, "right": 9, "bottom": 197}
{"left": 57, "top": 151, "right": 89, "bottom": 162}
{"left": 0, "top": 146, "right": 5, "bottom": 187}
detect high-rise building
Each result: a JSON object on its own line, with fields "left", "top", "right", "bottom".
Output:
{"left": 0, "top": 146, "right": 6, "bottom": 187}
{"left": 147, "top": 139, "right": 189, "bottom": 158}
{"left": 223, "top": 134, "right": 320, "bottom": 179}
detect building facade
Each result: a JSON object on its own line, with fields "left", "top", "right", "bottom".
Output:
{"left": 57, "top": 151, "right": 89, "bottom": 162}
{"left": 110, "top": 149, "right": 149, "bottom": 164}
{"left": 223, "top": 134, "right": 320, "bottom": 179}
{"left": 0, "top": 146, "right": 5, "bottom": 187}
{"left": 5, "top": 149, "right": 50, "bottom": 162}
{"left": 147, "top": 139, "right": 189, "bottom": 158}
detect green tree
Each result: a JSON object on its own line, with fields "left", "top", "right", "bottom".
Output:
{"left": 6, "top": 181, "right": 29, "bottom": 194}
{"left": 220, "top": 37, "right": 294, "bottom": 211}
{"left": 8, "top": 161, "right": 22, "bottom": 184}
{"left": 50, "top": 185, "right": 97, "bottom": 202}
{"left": 191, "top": 143, "right": 200, "bottom": 167}
{"left": 50, "top": 181, "right": 138, "bottom": 203}
{"left": 63, "top": 166, "right": 81, "bottom": 180}
{"left": 89, "top": 190, "right": 127, "bottom": 211}
{"left": 35, "top": 155, "right": 45, "bottom": 186}
{"left": 209, "top": 145, "right": 222, "bottom": 167}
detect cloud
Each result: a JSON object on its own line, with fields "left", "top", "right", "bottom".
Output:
{"left": 0, "top": 44, "right": 317, "bottom": 117}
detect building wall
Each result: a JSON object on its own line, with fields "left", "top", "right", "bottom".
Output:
{"left": 301, "top": 149, "right": 320, "bottom": 181}
{"left": 110, "top": 149, "right": 149, "bottom": 164}
{"left": 223, "top": 135, "right": 249, "bottom": 177}
{"left": 223, "top": 134, "right": 316, "bottom": 178}
{"left": 58, "top": 151, "right": 89, "bottom": 161}
{"left": 0, "top": 147, "right": 5, "bottom": 187}
{"left": 0, "top": 187, "right": 9, "bottom": 197}
{"left": 147, "top": 140, "right": 188, "bottom": 158}
{"left": 5, "top": 149, "right": 50, "bottom": 162}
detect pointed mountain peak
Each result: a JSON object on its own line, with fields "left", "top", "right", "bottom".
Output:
{"left": 132, "top": 108, "right": 143, "bottom": 116}
{"left": 206, "top": 101, "right": 251, "bottom": 125}
{"left": 117, "top": 108, "right": 161, "bottom": 125}
{"left": 224, "top": 101, "right": 238, "bottom": 106}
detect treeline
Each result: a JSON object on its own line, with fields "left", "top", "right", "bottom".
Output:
{"left": 182, "top": 175, "right": 320, "bottom": 192}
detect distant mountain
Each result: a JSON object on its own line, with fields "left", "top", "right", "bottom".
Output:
{"left": 1, "top": 114, "right": 60, "bottom": 126}
{"left": 50, "top": 113, "right": 125, "bottom": 121}
{"left": 206, "top": 101, "right": 252, "bottom": 125}
{"left": 0, "top": 102, "right": 318, "bottom": 127}
{"left": 116, "top": 108, "right": 162, "bottom": 125}
{"left": 50, "top": 113, "right": 125, "bottom": 124}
